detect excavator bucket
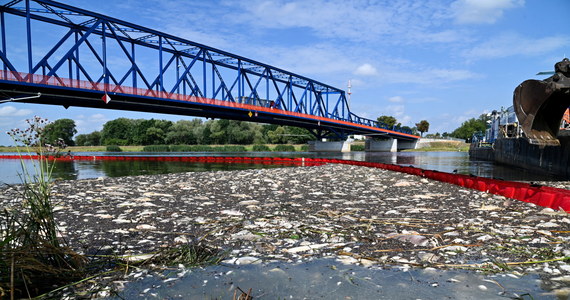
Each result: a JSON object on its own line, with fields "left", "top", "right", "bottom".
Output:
{"left": 513, "top": 58, "right": 570, "bottom": 146}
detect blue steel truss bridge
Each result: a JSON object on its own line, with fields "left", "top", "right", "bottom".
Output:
{"left": 0, "top": 0, "right": 419, "bottom": 142}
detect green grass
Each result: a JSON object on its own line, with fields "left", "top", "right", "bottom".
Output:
{"left": 406, "top": 141, "right": 469, "bottom": 152}
{"left": 142, "top": 145, "right": 171, "bottom": 152}
{"left": 146, "top": 242, "right": 226, "bottom": 267}
{"left": 350, "top": 143, "right": 365, "bottom": 151}
{"left": 2, "top": 117, "right": 87, "bottom": 298}
{"left": 273, "top": 144, "right": 296, "bottom": 152}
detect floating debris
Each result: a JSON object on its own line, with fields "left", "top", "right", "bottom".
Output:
{"left": 1, "top": 163, "right": 570, "bottom": 296}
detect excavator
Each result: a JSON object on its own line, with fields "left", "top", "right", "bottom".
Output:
{"left": 513, "top": 58, "right": 570, "bottom": 146}
{"left": 562, "top": 108, "right": 570, "bottom": 129}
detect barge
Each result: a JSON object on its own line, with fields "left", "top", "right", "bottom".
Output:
{"left": 469, "top": 58, "right": 570, "bottom": 178}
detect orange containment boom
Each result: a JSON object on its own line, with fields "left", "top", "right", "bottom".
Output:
{"left": 2, "top": 155, "right": 570, "bottom": 212}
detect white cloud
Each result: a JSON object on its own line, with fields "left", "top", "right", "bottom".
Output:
{"left": 229, "top": 0, "right": 460, "bottom": 45}
{"left": 354, "top": 64, "right": 378, "bottom": 76}
{"left": 428, "top": 68, "right": 480, "bottom": 81}
{"left": 386, "top": 104, "right": 405, "bottom": 117}
{"left": 464, "top": 33, "right": 570, "bottom": 59}
{"left": 377, "top": 66, "right": 480, "bottom": 85}
{"left": 74, "top": 113, "right": 108, "bottom": 134}
{"left": 451, "top": 0, "right": 524, "bottom": 24}
{"left": 251, "top": 44, "right": 356, "bottom": 80}
{"left": 388, "top": 96, "right": 404, "bottom": 103}
{"left": 0, "top": 106, "right": 33, "bottom": 117}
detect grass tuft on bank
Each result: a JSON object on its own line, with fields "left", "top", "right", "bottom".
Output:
{"left": 407, "top": 141, "right": 469, "bottom": 152}
{"left": 0, "top": 117, "right": 228, "bottom": 298}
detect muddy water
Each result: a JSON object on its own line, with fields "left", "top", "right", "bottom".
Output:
{"left": 0, "top": 150, "right": 563, "bottom": 185}
{"left": 112, "top": 259, "right": 550, "bottom": 299}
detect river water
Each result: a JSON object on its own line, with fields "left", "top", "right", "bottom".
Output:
{"left": 113, "top": 259, "right": 549, "bottom": 300}
{"left": 0, "top": 150, "right": 563, "bottom": 185}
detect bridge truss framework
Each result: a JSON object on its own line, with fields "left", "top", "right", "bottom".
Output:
{"left": 0, "top": 0, "right": 418, "bottom": 141}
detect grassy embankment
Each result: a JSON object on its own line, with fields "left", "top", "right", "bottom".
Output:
{"left": 409, "top": 141, "right": 469, "bottom": 152}
{"left": 351, "top": 141, "right": 469, "bottom": 152}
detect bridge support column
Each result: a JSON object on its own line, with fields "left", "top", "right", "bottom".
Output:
{"left": 365, "top": 138, "right": 398, "bottom": 152}
{"left": 397, "top": 139, "right": 418, "bottom": 151}
{"left": 308, "top": 140, "right": 351, "bottom": 152}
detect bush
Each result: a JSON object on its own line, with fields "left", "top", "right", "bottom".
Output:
{"left": 273, "top": 144, "right": 295, "bottom": 152}
{"left": 350, "top": 144, "right": 365, "bottom": 151}
{"left": 143, "top": 145, "right": 249, "bottom": 152}
{"left": 170, "top": 145, "right": 193, "bottom": 152}
{"left": 143, "top": 145, "right": 170, "bottom": 152}
{"left": 104, "top": 138, "right": 128, "bottom": 146}
{"left": 187, "top": 145, "right": 212, "bottom": 152}
{"left": 252, "top": 144, "right": 271, "bottom": 151}
{"left": 219, "top": 145, "right": 246, "bottom": 152}
{"left": 106, "top": 145, "right": 122, "bottom": 152}
{"left": 299, "top": 144, "right": 309, "bottom": 151}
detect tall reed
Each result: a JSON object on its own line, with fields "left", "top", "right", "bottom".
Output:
{"left": 0, "top": 116, "right": 85, "bottom": 298}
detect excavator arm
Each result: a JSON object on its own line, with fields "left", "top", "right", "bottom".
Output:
{"left": 513, "top": 58, "right": 570, "bottom": 146}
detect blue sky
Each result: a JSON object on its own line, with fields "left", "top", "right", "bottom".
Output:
{"left": 0, "top": 0, "right": 569, "bottom": 145}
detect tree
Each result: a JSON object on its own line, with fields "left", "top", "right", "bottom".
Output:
{"left": 75, "top": 131, "right": 101, "bottom": 146}
{"left": 226, "top": 121, "right": 256, "bottom": 144}
{"left": 85, "top": 131, "right": 101, "bottom": 146}
{"left": 145, "top": 127, "right": 166, "bottom": 144}
{"left": 209, "top": 119, "right": 229, "bottom": 144}
{"left": 267, "top": 126, "right": 287, "bottom": 144}
{"left": 43, "top": 119, "right": 77, "bottom": 146}
{"left": 450, "top": 114, "right": 490, "bottom": 141}
{"left": 283, "top": 126, "right": 312, "bottom": 144}
{"left": 195, "top": 121, "right": 212, "bottom": 145}
{"left": 129, "top": 119, "right": 172, "bottom": 145}
{"left": 130, "top": 119, "right": 153, "bottom": 145}
{"left": 166, "top": 119, "right": 201, "bottom": 144}
{"left": 401, "top": 126, "right": 418, "bottom": 135}
{"left": 376, "top": 115, "right": 398, "bottom": 128}
{"left": 75, "top": 134, "right": 88, "bottom": 146}
{"left": 101, "top": 118, "right": 134, "bottom": 145}
{"left": 415, "top": 120, "right": 430, "bottom": 137}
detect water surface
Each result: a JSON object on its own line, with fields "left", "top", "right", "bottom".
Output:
{"left": 112, "top": 259, "right": 550, "bottom": 299}
{"left": 0, "top": 151, "right": 564, "bottom": 185}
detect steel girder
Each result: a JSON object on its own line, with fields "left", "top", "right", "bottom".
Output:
{"left": 0, "top": 0, "right": 417, "bottom": 140}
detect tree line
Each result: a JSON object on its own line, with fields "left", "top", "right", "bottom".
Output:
{"left": 73, "top": 118, "right": 313, "bottom": 146}
{"left": 38, "top": 114, "right": 487, "bottom": 148}
{"left": 376, "top": 115, "right": 430, "bottom": 137}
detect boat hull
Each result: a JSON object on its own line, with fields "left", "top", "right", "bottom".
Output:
{"left": 470, "top": 133, "right": 570, "bottom": 178}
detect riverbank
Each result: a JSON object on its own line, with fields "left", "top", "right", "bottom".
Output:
{"left": 1, "top": 163, "right": 569, "bottom": 298}
{"left": 0, "top": 144, "right": 307, "bottom": 153}
{"left": 410, "top": 141, "right": 469, "bottom": 152}
{"left": 0, "top": 141, "right": 469, "bottom": 153}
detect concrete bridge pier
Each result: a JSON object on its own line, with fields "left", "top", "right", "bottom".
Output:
{"left": 308, "top": 140, "right": 352, "bottom": 152}
{"left": 365, "top": 138, "right": 397, "bottom": 152}
{"left": 397, "top": 139, "right": 418, "bottom": 151}
{"left": 365, "top": 138, "right": 417, "bottom": 152}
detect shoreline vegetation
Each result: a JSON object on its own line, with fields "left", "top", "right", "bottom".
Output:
{"left": 0, "top": 141, "right": 469, "bottom": 153}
